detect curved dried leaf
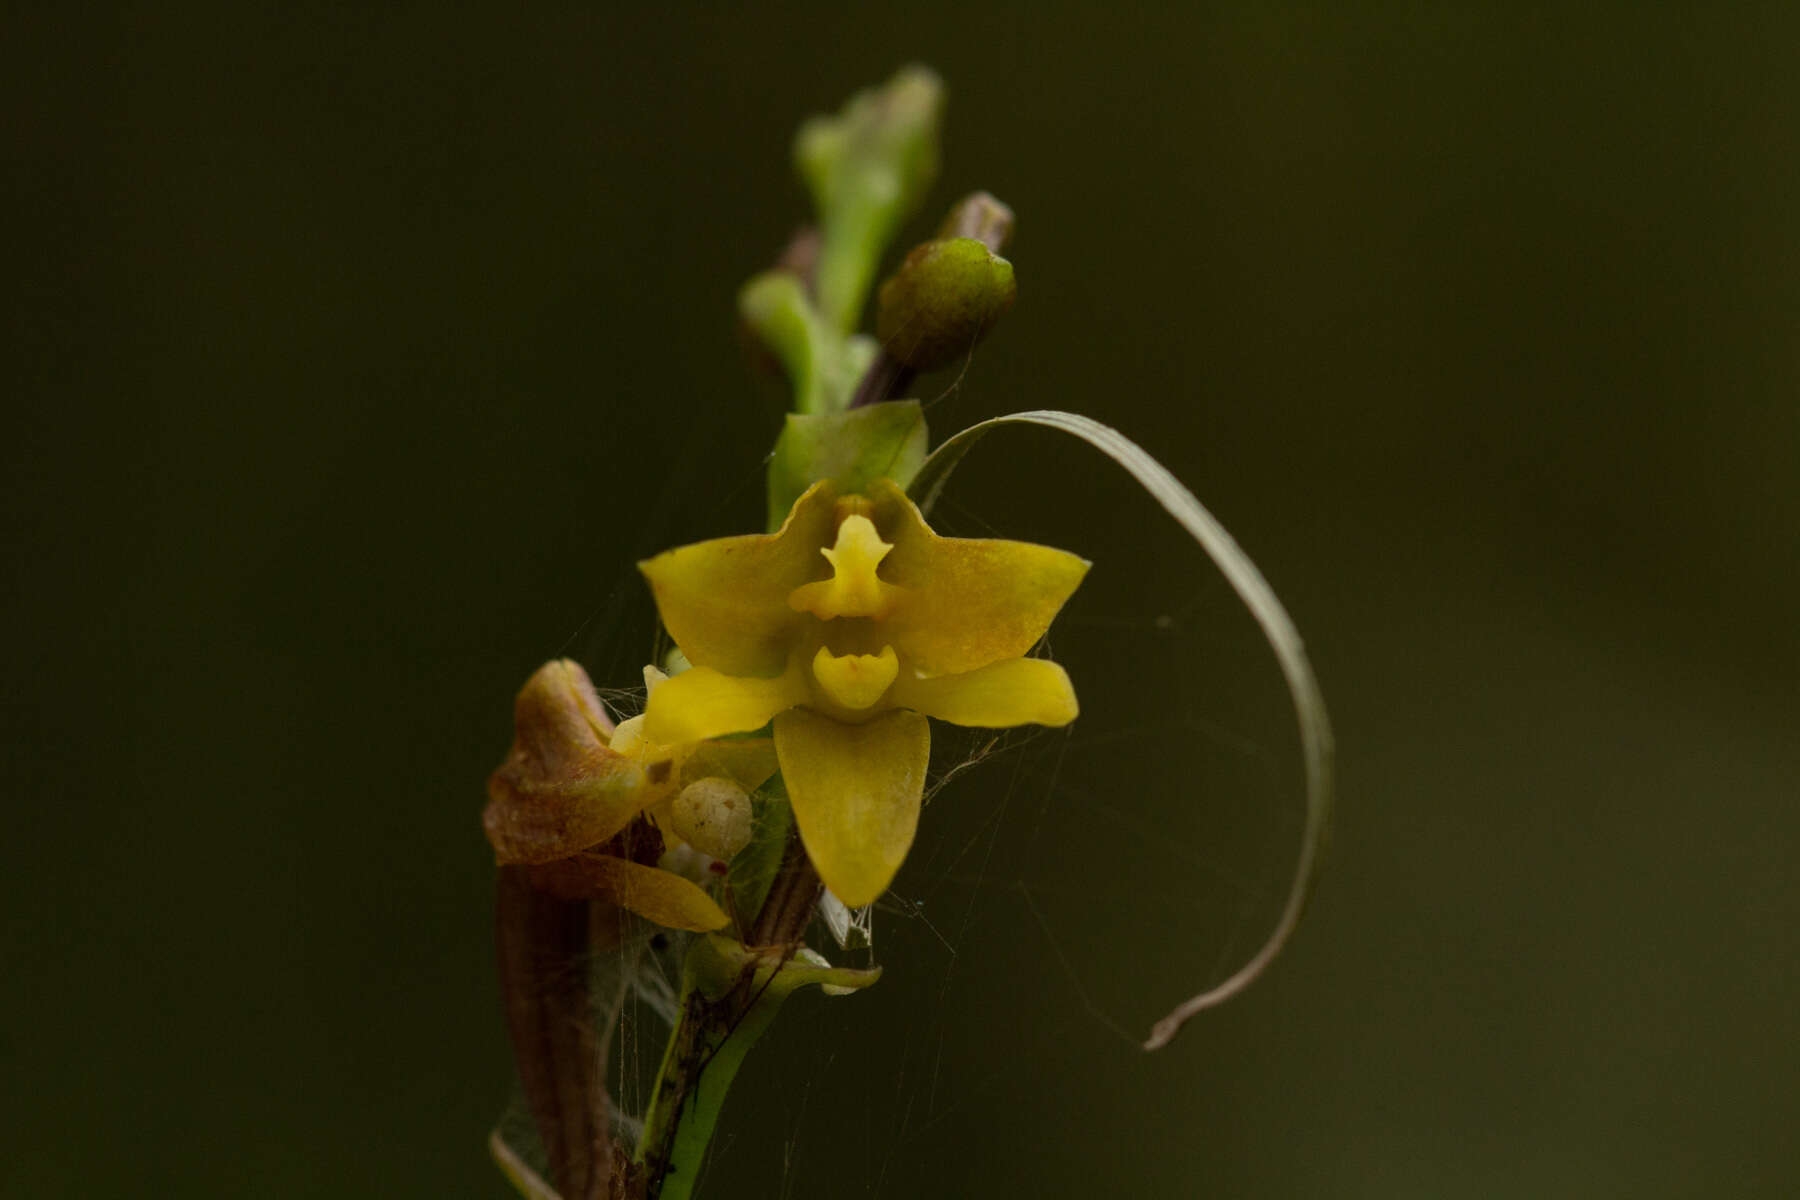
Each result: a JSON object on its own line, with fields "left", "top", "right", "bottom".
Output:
{"left": 912, "top": 411, "right": 1335, "bottom": 1050}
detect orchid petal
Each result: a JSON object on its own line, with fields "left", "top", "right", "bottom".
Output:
{"left": 639, "top": 481, "right": 839, "bottom": 675}
{"left": 891, "top": 657, "right": 1078, "bottom": 729}
{"left": 643, "top": 666, "right": 809, "bottom": 744}
{"left": 868, "top": 480, "right": 1089, "bottom": 675}
{"left": 525, "top": 853, "right": 730, "bottom": 932}
{"left": 774, "top": 708, "right": 929, "bottom": 908}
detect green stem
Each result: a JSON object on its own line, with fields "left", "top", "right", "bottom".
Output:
{"left": 635, "top": 841, "right": 816, "bottom": 1195}
{"left": 635, "top": 862, "right": 875, "bottom": 1198}
{"left": 813, "top": 194, "right": 890, "bottom": 336}
{"left": 635, "top": 983, "right": 711, "bottom": 1194}
{"left": 646, "top": 976, "right": 787, "bottom": 1200}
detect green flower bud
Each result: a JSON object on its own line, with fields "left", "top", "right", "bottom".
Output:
{"left": 875, "top": 236, "right": 1017, "bottom": 371}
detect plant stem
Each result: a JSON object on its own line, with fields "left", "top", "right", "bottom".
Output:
{"left": 746, "top": 830, "right": 822, "bottom": 949}
{"left": 635, "top": 836, "right": 821, "bottom": 1196}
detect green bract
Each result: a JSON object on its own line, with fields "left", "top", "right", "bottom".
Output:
{"left": 764, "top": 399, "right": 927, "bottom": 528}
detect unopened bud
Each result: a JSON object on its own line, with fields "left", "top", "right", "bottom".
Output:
{"left": 876, "top": 237, "right": 1016, "bottom": 371}
{"left": 795, "top": 64, "right": 943, "bottom": 220}
{"left": 669, "top": 776, "right": 754, "bottom": 861}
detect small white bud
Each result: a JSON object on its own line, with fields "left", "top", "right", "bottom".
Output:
{"left": 670, "top": 776, "right": 753, "bottom": 861}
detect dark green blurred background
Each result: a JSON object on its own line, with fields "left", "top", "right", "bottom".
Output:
{"left": 8, "top": 6, "right": 1797, "bottom": 1197}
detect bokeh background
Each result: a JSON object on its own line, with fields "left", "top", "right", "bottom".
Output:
{"left": 8, "top": 6, "right": 1797, "bottom": 1197}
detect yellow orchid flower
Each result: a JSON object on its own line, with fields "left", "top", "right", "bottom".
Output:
{"left": 639, "top": 478, "right": 1087, "bottom": 907}
{"left": 483, "top": 658, "right": 776, "bottom": 932}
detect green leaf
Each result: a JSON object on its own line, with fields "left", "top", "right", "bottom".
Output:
{"left": 766, "top": 399, "right": 929, "bottom": 530}
{"left": 686, "top": 933, "right": 881, "bottom": 1004}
